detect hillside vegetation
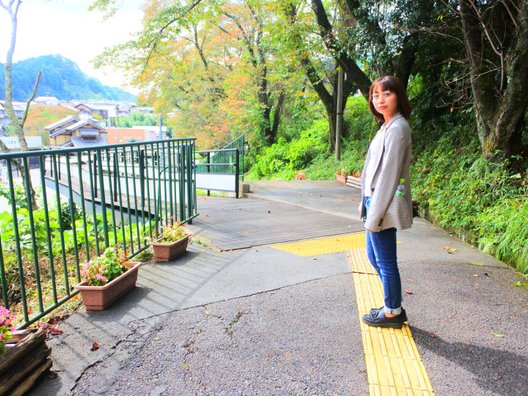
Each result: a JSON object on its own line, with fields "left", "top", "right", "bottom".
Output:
{"left": 0, "top": 55, "right": 135, "bottom": 102}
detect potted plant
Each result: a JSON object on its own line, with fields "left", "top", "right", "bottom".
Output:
{"left": 152, "top": 221, "right": 190, "bottom": 262}
{"left": 335, "top": 168, "right": 349, "bottom": 185}
{"left": 75, "top": 246, "right": 140, "bottom": 311}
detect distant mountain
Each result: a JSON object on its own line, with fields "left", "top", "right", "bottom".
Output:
{"left": 0, "top": 55, "right": 136, "bottom": 102}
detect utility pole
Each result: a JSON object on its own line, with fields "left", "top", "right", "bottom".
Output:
{"left": 335, "top": 67, "right": 344, "bottom": 160}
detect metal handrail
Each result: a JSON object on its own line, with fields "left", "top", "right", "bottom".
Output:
{"left": 0, "top": 138, "right": 197, "bottom": 328}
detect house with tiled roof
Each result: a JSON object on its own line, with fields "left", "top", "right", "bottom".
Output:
{"left": 74, "top": 103, "right": 119, "bottom": 120}
{"left": 34, "top": 96, "right": 60, "bottom": 106}
{"left": 46, "top": 115, "right": 106, "bottom": 148}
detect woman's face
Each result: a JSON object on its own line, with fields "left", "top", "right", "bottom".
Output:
{"left": 371, "top": 84, "right": 399, "bottom": 121}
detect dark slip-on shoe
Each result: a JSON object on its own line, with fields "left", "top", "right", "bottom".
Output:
{"left": 362, "top": 308, "right": 408, "bottom": 329}
{"left": 369, "top": 306, "right": 384, "bottom": 317}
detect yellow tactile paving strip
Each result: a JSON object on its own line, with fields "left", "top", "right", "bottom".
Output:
{"left": 271, "top": 232, "right": 365, "bottom": 256}
{"left": 348, "top": 247, "right": 435, "bottom": 396}
{"left": 272, "top": 231, "right": 434, "bottom": 395}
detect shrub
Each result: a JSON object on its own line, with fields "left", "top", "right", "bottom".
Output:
{"left": 247, "top": 119, "right": 328, "bottom": 179}
{"left": 412, "top": 129, "right": 528, "bottom": 274}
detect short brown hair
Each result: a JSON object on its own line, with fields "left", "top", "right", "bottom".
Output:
{"left": 368, "top": 76, "right": 412, "bottom": 122}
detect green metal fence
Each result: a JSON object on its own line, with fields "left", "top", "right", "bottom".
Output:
{"left": 195, "top": 148, "right": 241, "bottom": 196}
{"left": 0, "top": 138, "right": 197, "bottom": 328}
{"left": 195, "top": 135, "right": 246, "bottom": 175}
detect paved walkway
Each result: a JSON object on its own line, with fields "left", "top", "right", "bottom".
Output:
{"left": 32, "top": 181, "right": 528, "bottom": 395}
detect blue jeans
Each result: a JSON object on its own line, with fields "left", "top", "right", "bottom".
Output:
{"left": 364, "top": 197, "right": 402, "bottom": 314}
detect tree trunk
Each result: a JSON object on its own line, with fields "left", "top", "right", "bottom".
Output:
{"left": 310, "top": 0, "right": 371, "bottom": 99}
{"left": 1, "top": 0, "right": 39, "bottom": 208}
{"left": 460, "top": 0, "right": 528, "bottom": 159}
{"left": 257, "top": 64, "right": 275, "bottom": 144}
{"left": 271, "top": 91, "right": 286, "bottom": 139}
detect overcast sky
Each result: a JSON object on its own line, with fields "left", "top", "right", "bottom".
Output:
{"left": 0, "top": 0, "right": 143, "bottom": 91}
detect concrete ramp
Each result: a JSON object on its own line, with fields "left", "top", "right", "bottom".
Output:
{"left": 188, "top": 195, "right": 364, "bottom": 250}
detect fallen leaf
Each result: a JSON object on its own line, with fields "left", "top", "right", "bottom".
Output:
{"left": 51, "top": 327, "right": 63, "bottom": 335}
{"left": 91, "top": 342, "right": 100, "bottom": 351}
{"left": 473, "top": 274, "right": 480, "bottom": 278}
{"left": 443, "top": 246, "right": 457, "bottom": 254}
{"left": 37, "top": 322, "right": 63, "bottom": 335}
{"left": 404, "top": 289, "right": 414, "bottom": 295}
{"left": 428, "top": 332, "right": 437, "bottom": 338}
{"left": 491, "top": 332, "right": 505, "bottom": 338}
{"left": 153, "top": 337, "right": 160, "bottom": 341}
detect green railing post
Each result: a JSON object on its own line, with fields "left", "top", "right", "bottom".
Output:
{"left": 96, "top": 150, "right": 110, "bottom": 249}
{"left": 66, "top": 155, "right": 81, "bottom": 281}
{"left": 6, "top": 160, "right": 29, "bottom": 323}
{"left": 77, "top": 151, "right": 91, "bottom": 268}
{"left": 235, "top": 149, "right": 240, "bottom": 199}
{"left": 0, "top": 235, "right": 8, "bottom": 307}
{"left": 207, "top": 151, "right": 211, "bottom": 197}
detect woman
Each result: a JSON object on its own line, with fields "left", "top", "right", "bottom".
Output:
{"left": 359, "top": 76, "right": 413, "bottom": 329}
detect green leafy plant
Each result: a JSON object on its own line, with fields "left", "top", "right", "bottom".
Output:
{"left": 158, "top": 221, "right": 187, "bottom": 244}
{"left": 81, "top": 246, "right": 132, "bottom": 286}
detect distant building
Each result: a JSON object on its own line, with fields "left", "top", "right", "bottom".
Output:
{"left": 106, "top": 126, "right": 169, "bottom": 144}
{"left": 106, "top": 128, "right": 147, "bottom": 144}
{"left": 136, "top": 125, "right": 169, "bottom": 140}
{"left": 0, "top": 136, "right": 43, "bottom": 151}
{"left": 0, "top": 101, "right": 26, "bottom": 130}
{"left": 117, "top": 105, "right": 131, "bottom": 117}
{"left": 75, "top": 103, "right": 111, "bottom": 119}
{"left": 130, "top": 106, "right": 154, "bottom": 115}
{"left": 46, "top": 115, "right": 106, "bottom": 148}
{"left": 34, "top": 96, "right": 60, "bottom": 106}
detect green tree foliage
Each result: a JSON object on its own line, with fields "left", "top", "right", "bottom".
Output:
{"left": 94, "top": 0, "right": 303, "bottom": 150}
{"left": 247, "top": 95, "right": 376, "bottom": 179}
{"left": 91, "top": 0, "right": 528, "bottom": 160}
{"left": 117, "top": 111, "right": 158, "bottom": 128}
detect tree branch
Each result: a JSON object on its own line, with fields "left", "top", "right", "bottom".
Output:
{"left": 309, "top": 0, "right": 370, "bottom": 97}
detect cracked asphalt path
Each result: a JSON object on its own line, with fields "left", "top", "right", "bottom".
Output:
{"left": 72, "top": 275, "right": 366, "bottom": 395}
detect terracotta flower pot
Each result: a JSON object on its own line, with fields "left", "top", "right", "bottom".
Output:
{"left": 75, "top": 262, "right": 140, "bottom": 311}
{"left": 152, "top": 235, "right": 190, "bottom": 262}
{"left": 335, "top": 174, "right": 347, "bottom": 185}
